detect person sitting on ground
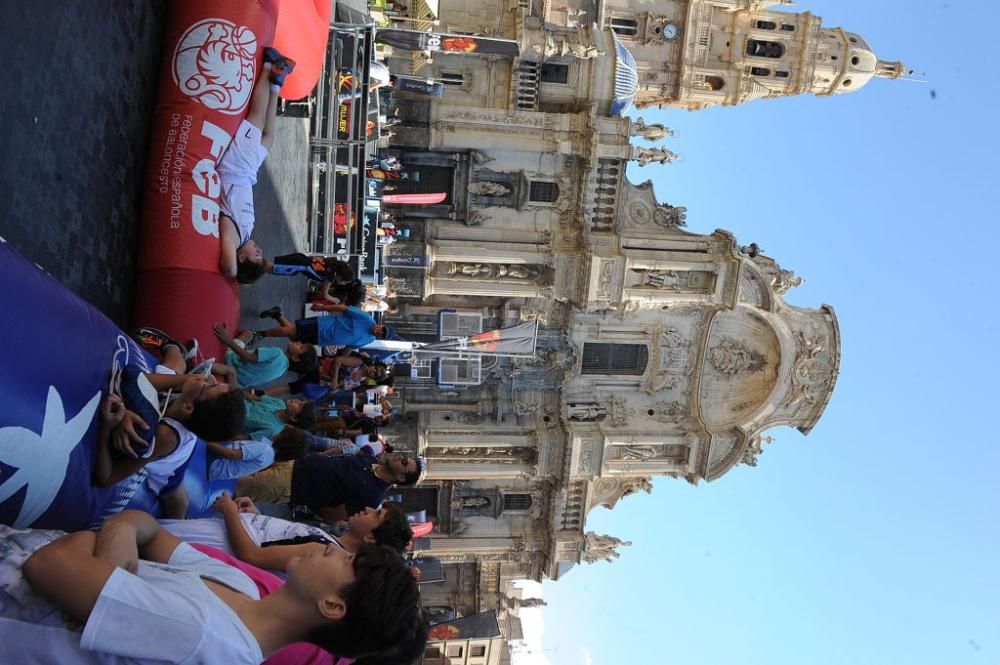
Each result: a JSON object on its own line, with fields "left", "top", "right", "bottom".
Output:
{"left": 206, "top": 437, "right": 277, "bottom": 482}
{"left": 1, "top": 510, "right": 427, "bottom": 664}
{"left": 262, "top": 351, "right": 383, "bottom": 398}
{"left": 253, "top": 305, "right": 390, "bottom": 352}
{"left": 232, "top": 426, "right": 385, "bottom": 509}
{"left": 308, "top": 277, "right": 366, "bottom": 309}
{"left": 266, "top": 255, "right": 357, "bottom": 301}
{"left": 217, "top": 49, "right": 296, "bottom": 283}
{"left": 234, "top": 427, "right": 311, "bottom": 506}
{"left": 244, "top": 392, "right": 316, "bottom": 440}
{"left": 159, "top": 497, "right": 412, "bottom": 563}
{"left": 310, "top": 399, "right": 393, "bottom": 438}
{"left": 93, "top": 370, "right": 245, "bottom": 519}
{"left": 212, "top": 322, "right": 318, "bottom": 387}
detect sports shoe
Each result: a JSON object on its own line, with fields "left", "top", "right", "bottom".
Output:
{"left": 245, "top": 329, "right": 265, "bottom": 351}
{"left": 259, "top": 306, "right": 283, "bottom": 320}
{"left": 269, "top": 56, "right": 297, "bottom": 87}
{"left": 133, "top": 327, "right": 185, "bottom": 355}
{"left": 262, "top": 47, "right": 284, "bottom": 64}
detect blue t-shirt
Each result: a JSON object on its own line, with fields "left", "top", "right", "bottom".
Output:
{"left": 290, "top": 453, "right": 390, "bottom": 514}
{"left": 225, "top": 346, "right": 289, "bottom": 387}
{"left": 316, "top": 306, "right": 377, "bottom": 348}
{"left": 243, "top": 395, "right": 287, "bottom": 439}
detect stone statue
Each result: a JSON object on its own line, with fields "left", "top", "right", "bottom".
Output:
{"left": 653, "top": 205, "right": 687, "bottom": 228}
{"left": 468, "top": 181, "right": 511, "bottom": 197}
{"left": 620, "top": 477, "right": 655, "bottom": 498}
{"left": 468, "top": 149, "right": 493, "bottom": 164}
{"left": 582, "top": 532, "right": 631, "bottom": 564}
{"left": 498, "top": 265, "right": 541, "bottom": 280}
{"left": 459, "top": 495, "right": 491, "bottom": 509}
{"left": 639, "top": 269, "right": 682, "bottom": 290}
{"left": 504, "top": 595, "right": 548, "bottom": 611}
{"left": 738, "top": 242, "right": 762, "bottom": 258}
{"left": 448, "top": 262, "right": 494, "bottom": 278}
{"left": 631, "top": 118, "right": 676, "bottom": 142}
{"left": 568, "top": 402, "right": 607, "bottom": 422}
{"left": 568, "top": 43, "right": 603, "bottom": 59}
{"left": 772, "top": 270, "right": 804, "bottom": 295}
{"left": 632, "top": 146, "right": 680, "bottom": 166}
{"left": 622, "top": 444, "right": 659, "bottom": 461}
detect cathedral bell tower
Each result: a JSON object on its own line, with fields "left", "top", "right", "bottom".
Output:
{"left": 613, "top": 1, "right": 910, "bottom": 111}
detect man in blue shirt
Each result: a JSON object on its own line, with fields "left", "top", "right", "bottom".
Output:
{"left": 255, "top": 304, "right": 391, "bottom": 349}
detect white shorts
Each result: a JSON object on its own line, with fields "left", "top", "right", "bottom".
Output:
{"left": 218, "top": 120, "right": 268, "bottom": 246}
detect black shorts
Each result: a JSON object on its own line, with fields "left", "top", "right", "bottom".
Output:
{"left": 293, "top": 318, "right": 318, "bottom": 344}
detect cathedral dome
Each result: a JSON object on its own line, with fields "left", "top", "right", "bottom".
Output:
{"left": 830, "top": 32, "right": 879, "bottom": 94}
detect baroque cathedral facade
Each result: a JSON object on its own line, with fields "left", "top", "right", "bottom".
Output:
{"left": 374, "top": 0, "right": 903, "bottom": 651}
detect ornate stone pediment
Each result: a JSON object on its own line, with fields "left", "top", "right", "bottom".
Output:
{"left": 786, "top": 330, "right": 837, "bottom": 411}
{"left": 645, "top": 326, "right": 694, "bottom": 393}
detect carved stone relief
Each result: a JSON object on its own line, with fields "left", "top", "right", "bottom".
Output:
{"left": 653, "top": 204, "right": 686, "bottom": 228}
{"left": 446, "top": 262, "right": 545, "bottom": 281}
{"left": 787, "top": 330, "right": 835, "bottom": 408}
{"left": 633, "top": 269, "right": 681, "bottom": 290}
{"left": 427, "top": 446, "right": 536, "bottom": 464}
{"left": 649, "top": 400, "right": 687, "bottom": 424}
{"left": 568, "top": 402, "right": 606, "bottom": 422}
{"left": 647, "top": 327, "right": 694, "bottom": 392}
{"left": 708, "top": 337, "right": 766, "bottom": 376}
{"left": 605, "top": 397, "right": 635, "bottom": 428}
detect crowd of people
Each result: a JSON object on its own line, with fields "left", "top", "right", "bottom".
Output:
{"left": 0, "top": 47, "right": 428, "bottom": 665}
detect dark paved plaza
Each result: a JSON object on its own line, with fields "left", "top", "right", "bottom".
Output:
{"left": 0, "top": 1, "right": 311, "bottom": 329}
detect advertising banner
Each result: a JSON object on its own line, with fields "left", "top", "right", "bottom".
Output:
{"left": 393, "top": 74, "right": 445, "bottom": 97}
{"left": 427, "top": 611, "right": 501, "bottom": 641}
{"left": 375, "top": 28, "right": 519, "bottom": 57}
{"left": 384, "top": 254, "right": 430, "bottom": 268}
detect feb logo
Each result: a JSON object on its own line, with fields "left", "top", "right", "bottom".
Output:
{"left": 173, "top": 19, "right": 258, "bottom": 114}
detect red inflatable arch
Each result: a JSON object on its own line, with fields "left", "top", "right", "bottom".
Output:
{"left": 273, "top": 0, "right": 333, "bottom": 101}
{"left": 133, "top": 0, "right": 279, "bottom": 358}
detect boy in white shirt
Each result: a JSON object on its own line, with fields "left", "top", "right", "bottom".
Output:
{"left": 0, "top": 509, "right": 427, "bottom": 664}
{"left": 218, "top": 48, "right": 296, "bottom": 284}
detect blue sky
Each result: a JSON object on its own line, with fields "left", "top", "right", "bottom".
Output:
{"left": 524, "top": 2, "right": 1000, "bottom": 664}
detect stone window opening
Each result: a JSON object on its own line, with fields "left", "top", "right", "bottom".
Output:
{"left": 581, "top": 342, "right": 649, "bottom": 376}
{"left": 781, "top": 24, "right": 795, "bottom": 32}
{"left": 775, "top": 70, "right": 790, "bottom": 78}
{"left": 609, "top": 17, "right": 638, "bottom": 37}
{"left": 755, "top": 20, "right": 776, "bottom": 30}
{"left": 529, "top": 181, "right": 560, "bottom": 203}
{"left": 541, "top": 62, "right": 570, "bottom": 84}
{"left": 746, "top": 39, "right": 785, "bottom": 59}
{"left": 503, "top": 493, "right": 533, "bottom": 512}
{"left": 750, "top": 66, "right": 771, "bottom": 77}
{"left": 439, "top": 71, "right": 465, "bottom": 86}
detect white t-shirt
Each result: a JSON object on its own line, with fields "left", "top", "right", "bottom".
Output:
{"left": 159, "top": 513, "right": 334, "bottom": 555}
{"left": 0, "top": 541, "right": 263, "bottom": 665}
{"left": 144, "top": 418, "right": 198, "bottom": 494}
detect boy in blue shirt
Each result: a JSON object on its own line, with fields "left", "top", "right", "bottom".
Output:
{"left": 253, "top": 305, "right": 390, "bottom": 350}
